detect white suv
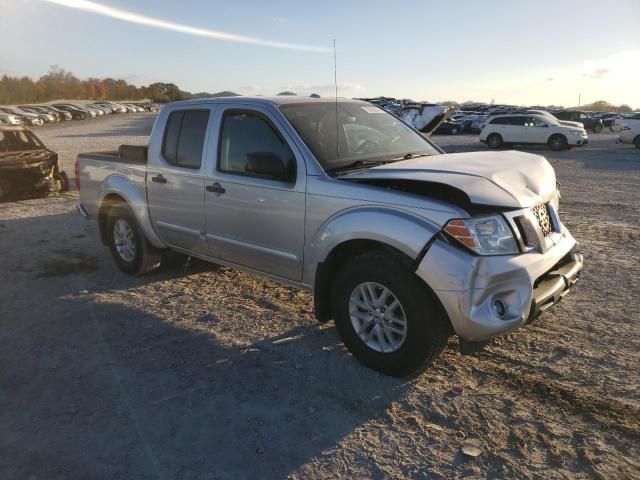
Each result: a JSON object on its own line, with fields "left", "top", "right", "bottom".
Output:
{"left": 480, "top": 114, "right": 588, "bottom": 151}
{"left": 619, "top": 124, "right": 640, "bottom": 148}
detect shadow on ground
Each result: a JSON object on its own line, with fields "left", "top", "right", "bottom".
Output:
{"left": 0, "top": 210, "right": 414, "bottom": 479}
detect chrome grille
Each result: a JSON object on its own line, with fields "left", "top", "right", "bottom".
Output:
{"left": 532, "top": 204, "right": 552, "bottom": 237}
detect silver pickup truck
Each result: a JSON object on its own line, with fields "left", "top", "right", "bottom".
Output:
{"left": 76, "top": 97, "right": 583, "bottom": 376}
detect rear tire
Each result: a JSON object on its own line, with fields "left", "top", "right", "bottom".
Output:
{"left": 106, "top": 204, "right": 161, "bottom": 275}
{"left": 548, "top": 134, "right": 568, "bottom": 151}
{"left": 331, "top": 251, "right": 450, "bottom": 377}
{"left": 486, "top": 133, "right": 503, "bottom": 149}
{"left": 56, "top": 171, "right": 69, "bottom": 193}
{"left": 634, "top": 135, "right": 640, "bottom": 149}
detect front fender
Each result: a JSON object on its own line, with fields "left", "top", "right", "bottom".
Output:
{"left": 100, "top": 175, "right": 166, "bottom": 249}
{"left": 303, "top": 206, "right": 441, "bottom": 286}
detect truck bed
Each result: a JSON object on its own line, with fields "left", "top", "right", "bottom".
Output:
{"left": 77, "top": 146, "right": 148, "bottom": 219}
{"left": 80, "top": 144, "right": 148, "bottom": 165}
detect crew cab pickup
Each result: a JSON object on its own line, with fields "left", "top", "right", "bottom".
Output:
{"left": 76, "top": 97, "right": 583, "bottom": 376}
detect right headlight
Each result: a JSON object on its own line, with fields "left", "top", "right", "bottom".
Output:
{"left": 443, "top": 215, "right": 519, "bottom": 255}
{"left": 568, "top": 130, "right": 583, "bottom": 135}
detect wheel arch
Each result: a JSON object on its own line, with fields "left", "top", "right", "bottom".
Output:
{"left": 547, "top": 132, "right": 567, "bottom": 143}
{"left": 97, "top": 176, "right": 166, "bottom": 249}
{"left": 307, "top": 207, "right": 441, "bottom": 322}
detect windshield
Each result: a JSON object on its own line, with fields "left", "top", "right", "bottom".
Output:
{"left": 279, "top": 102, "right": 439, "bottom": 171}
{"left": 0, "top": 130, "right": 46, "bottom": 152}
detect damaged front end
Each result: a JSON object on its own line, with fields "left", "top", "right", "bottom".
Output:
{"left": 0, "top": 127, "right": 67, "bottom": 200}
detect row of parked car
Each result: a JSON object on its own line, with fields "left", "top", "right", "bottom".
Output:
{"left": 0, "top": 101, "right": 162, "bottom": 127}
{"left": 443, "top": 108, "right": 640, "bottom": 135}
{"left": 360, "top": 97, "right": 640, "bottom": 150}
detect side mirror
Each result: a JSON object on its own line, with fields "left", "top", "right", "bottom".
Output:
{"left": 245, "top": 152, "right": 294, "bottom": 181}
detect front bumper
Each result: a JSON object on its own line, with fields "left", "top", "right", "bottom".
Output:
{"left": 416, "top": 228, "right": 583, "bottom": 342}
{"left": 569, "top": 134, "right": 589, "bottom": 146}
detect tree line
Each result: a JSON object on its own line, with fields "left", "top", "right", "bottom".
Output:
{"left": 0, "top": 65, "right": 186, "bottom": 104}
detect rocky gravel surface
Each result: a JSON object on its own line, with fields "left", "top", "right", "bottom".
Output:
{"left": 1, "top": 114, "right": 639, "bottom": 479}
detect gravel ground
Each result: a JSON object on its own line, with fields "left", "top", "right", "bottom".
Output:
{"left": 1, "top": 114, "right": 639, "bottom": 479}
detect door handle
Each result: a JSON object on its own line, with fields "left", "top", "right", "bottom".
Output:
{"left": 206, "top": 182, "right": 226, "bottom": 194}
{"left": 151, "top": 174, "right": 167, "bottom": 184}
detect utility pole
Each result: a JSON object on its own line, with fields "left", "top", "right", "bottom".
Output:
{"left": 578, "top": 93, "right": 581, "bottom": 107}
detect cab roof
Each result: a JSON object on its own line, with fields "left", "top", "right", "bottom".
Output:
{"left": 166, "top": 96, "right": 366, "bottom": 108}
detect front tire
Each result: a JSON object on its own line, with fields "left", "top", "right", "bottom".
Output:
{"left": 56, "top": 171, "right": 69, "bottom": 193}
{"left": 634, "top": 135, "right": 640, "bottom": 149}
{"left": 106, "top": 204, "right": 161, "bottom": 275}
{"left": 548, "top": 134, "right": 568, "bottom": 151}
{"left": 331, "top": 252, "right": 450, "bottom": 377}
{"left": 486, "top": 133, "right": 503, "bottom": 149}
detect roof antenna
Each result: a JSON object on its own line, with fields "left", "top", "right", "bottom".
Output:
{"left": 333, "top": 38, "right": 339, "bottom": 161}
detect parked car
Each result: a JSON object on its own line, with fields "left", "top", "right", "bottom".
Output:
{"left": 525, "top": 110, "right": 583, "bottom": 129}
{"left": 51, "top": 104, "right": 88, "bottom": 120}
{"left": 82, "top": 105, "right": 104, "bottom": 116}
{"left": 18, "top": 106, "right": 57, "bottom": 123}
{"left": 552, "top": 111, "right": 603, "bottom": 133}
{"left": 480, "top": 114, "right": 588, "bottom": 151}
{"left": 470, "top": 115, "right": 488, "bottom": 133}
{"left": 597, "top": 113, "right": 619, "bottom": 128}
{"left": 619, "top": 124, "right": 640, "bottom": 148}
{"left": 124, "top": 103, "right": 145, "bottom": 113}
{"left": 89, "top": 103, "right": 113, "bottom": 114}
{"left": 40, "top": 105, "right": 73, "bottom": 121}
{"left": 0, "top": 125, "right": 68, "bottom": 200}
{"left": 433, "top": 120, "right": 463, "bottom": 135}
{"left": 611, "top": 113, "right": 640, "bottom": 132}
{"left": 95, "top": 102, "right": 127, "bottom": 113}
{"left": 0, "top": 106, "right": 44, "bottom": 127}
{"left": 0, "top": 113, "right": 23, "bottom": 126}
{"left": 76, "top": 97, "right": 583, "bottom": 376}
{"left": 75, "top": 105, "right": 97, "bottom": 118}
{"left": 57, "top": 103, "right": 96, "bottom": 118}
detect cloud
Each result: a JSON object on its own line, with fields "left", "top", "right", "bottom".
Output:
{"left": 120, "top": 73, "right": 163, "bottom": 87}
{"left": 546, "top": 77, "right": 555, "bottom": 82}
{"left": 582, "top": 67, "right": 612, "bottom": 79}
{"left": 39, "top": 0, "right": 330, "bottom": 52}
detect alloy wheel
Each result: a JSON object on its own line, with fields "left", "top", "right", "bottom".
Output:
{"left": 349, "top": 282, "right": 407, "bottom": 353}
{"left": 113, "top": 218, "right": 136, "bottom": 262}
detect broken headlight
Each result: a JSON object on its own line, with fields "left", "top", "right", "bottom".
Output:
{"left": 443, "top": 215, "right": 518, "bottom": 255}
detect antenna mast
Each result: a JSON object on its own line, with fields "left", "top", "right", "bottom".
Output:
{"left": 333, "top": 39, "right": 339, "bottom": 161}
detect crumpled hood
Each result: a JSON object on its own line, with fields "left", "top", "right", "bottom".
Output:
{"left": 341, "top": 150, "right": 557, "bottom": 208}
{"left": 0, "top": 149, "right": 56, "bottom": 169}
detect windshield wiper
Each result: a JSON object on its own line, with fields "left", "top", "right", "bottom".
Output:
{"left": 392, "top": 152, "right": 430, "bottom": 161}
{"left": 326, "top": 159, "right": 390, "bottom": 173}
{"left": 327, "top": 152, "right": 433, "bottom": 174}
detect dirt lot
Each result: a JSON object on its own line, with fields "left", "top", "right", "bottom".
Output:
{"left": 1, "top": 114, "right": 639, "bottom": 479}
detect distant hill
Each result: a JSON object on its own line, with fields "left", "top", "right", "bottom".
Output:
{"left": 184, "top": 90, "right": 241, "bottom": 99}
{"left": 277, "top": 91, "right": 297, "bottom": 96}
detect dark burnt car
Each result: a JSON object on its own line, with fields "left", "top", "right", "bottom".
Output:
{"left": 552, "top": 110, "right": 604, "bottom": 132}
{"left": 0, "top": 126, "right": 68, "bottom": 200}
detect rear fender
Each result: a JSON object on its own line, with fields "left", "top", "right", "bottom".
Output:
{"left": 99, "top": 175, "right": 166, "bottom": 248}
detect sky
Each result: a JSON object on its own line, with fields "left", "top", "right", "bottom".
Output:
{"left": 1, "top": 0, "right": 639, "bottom": 107}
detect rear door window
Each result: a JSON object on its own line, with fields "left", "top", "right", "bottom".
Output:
{"left": 507, "top": 116, "right": 526, "bottom": 126}
{"left": 162, "top": 110, "right": 209, "bottom": 169}
{"left": 490, "top": 117, "right": 509, "bottom": 125}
